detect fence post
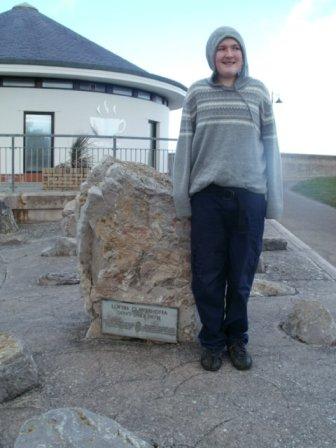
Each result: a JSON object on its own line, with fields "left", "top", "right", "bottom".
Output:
{"left": 113, "top": 137, "right": 117, "bottom": 159}
{"left": 11, "top": 136, "right": 15, "bottom": 192}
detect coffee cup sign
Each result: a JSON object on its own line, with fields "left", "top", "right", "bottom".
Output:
{"left": 90, "top": 101, "right": 127, "bottom": 136}
{"left": 90, "top": 117, "right": 126, "bottom": 136}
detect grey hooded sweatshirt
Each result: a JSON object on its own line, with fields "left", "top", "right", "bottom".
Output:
{"left": 172, "top": 26, "right": 283, "bottom": 219}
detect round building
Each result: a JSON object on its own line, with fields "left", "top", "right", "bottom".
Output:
{"left": 0, "top": 3, "right": 186, "bottom": 180}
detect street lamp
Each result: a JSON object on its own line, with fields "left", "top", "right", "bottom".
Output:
{"left": 271, "top": 91, "right": 283, "bottom": 104}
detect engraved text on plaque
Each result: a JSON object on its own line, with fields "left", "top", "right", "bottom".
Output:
{"left": 102, "top": 299, "right": 178, "bottom": 343}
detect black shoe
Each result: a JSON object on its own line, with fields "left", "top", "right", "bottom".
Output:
{"left": 200, "top": 348, "right": 223, "bottom": 371}
{"left": 227, "top": 340, "right": 252, "bottom": 370}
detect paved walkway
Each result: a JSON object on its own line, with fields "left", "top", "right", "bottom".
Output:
{"left": 1, "top": 221, "right": 336, "bottom": 447}
{"left": 279, "top": 181, "right": 336, "bottom": 267}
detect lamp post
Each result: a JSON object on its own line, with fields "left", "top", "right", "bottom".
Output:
{"left": 271, "top": 91, "right": 283, "bottom": 104}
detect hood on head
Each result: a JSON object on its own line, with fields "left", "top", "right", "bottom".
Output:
{"left": 206, "top": 26, "right": 249, "bottom": 80}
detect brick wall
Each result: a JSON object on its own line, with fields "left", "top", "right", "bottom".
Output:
{"left": 42, "top": 167, "right": 90, "bottom": 190}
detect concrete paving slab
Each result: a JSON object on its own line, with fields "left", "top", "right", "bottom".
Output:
{"left": 0, "top": 221, "right": 336, "bottom": 448}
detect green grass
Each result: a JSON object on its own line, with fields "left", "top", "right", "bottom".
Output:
{"left": 291, "top": 177, "right": 336, "bottom": 208}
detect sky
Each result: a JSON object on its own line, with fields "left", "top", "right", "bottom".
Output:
{"left": 1, "top": 0, "right": 336, "bottom": 155}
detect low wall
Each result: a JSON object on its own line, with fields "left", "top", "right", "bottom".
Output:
{"left": 1, "top": 154, "right": 334, "bottom": 222}
{"left": 281, "top": 153, "right": 336, "bottom": 181}
{"left": 169, "top": 152, "right": 336, "bottom": 182}
{"left": 0, "top": 192, "right": 77, "bottom": 223}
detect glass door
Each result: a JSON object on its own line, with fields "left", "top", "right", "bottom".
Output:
{"left": 24, "top": 113, "right": 54, "bottom": 173}
{"left": 148, "top": 120, "right": 158, "bottom": 169}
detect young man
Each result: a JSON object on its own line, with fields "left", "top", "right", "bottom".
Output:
{"left": 173, "top": 26, "right": 283, "bottom": 372}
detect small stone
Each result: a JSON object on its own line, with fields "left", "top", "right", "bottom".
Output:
{"left": 62, "top": 199, "right": 77, "bottom": 217}
{"left": 0, "top": 201, "right": 18, "bottom": 234}
{"left": 262, "top": 238, "right": 287, "bottom": 251}
{"left": 0, "top": 255, "right": 6, "bottom": 286}
{"left": 281, "top": 300, "right": 336, "bottom": 346}
{"left": 14, "top": 407, "right": 155, "bottom": 448}
{"left": 251, "top": 278, "right": 296, "bottom": 297}
{"left": 256, "top": 254, "right": 266, "bottom": 273}
{"left": 61, "top": 199, "right": 77, "bottom": 237}
{"left": 37, "top": 272, "right": 80, "bottom": 286}
{"left": 41, "top": 237, "right": 77, "bottom": 257}
{"left": 61, "top": 213, "right": 77, "bottom": 237}
{"left": 0, "top": 332, "right": 39, "bottom": 403}
{"left": 0, "top": 234, "right": 26, "bottom": 245}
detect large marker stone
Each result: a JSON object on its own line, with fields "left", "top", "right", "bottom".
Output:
{"left": 77, "top": 158, "right": 197, "bottom": 342}
{"left": 0, "top": 332, "right": 39, "bottom": 403}
{"left": 14, "top": 407, "right": 154, "bottom": 448}
{"left": 281, "top": 300, "right": 336, "bottom": 346}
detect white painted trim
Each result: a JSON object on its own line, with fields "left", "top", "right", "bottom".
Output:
{"left": 0, "top": 64, "right": 186, "bottom": 110}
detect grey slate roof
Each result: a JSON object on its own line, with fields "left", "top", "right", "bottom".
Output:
{"left": 0, "top": 3, "right": 187, "bottom": 91}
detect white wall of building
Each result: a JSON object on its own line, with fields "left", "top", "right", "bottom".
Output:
{"left": 0, "top": 86, "right": 170, "bottom": 174}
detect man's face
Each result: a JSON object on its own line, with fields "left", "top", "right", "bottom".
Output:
{"left": 215, "top": 38, "right": 243, "bottom": 83}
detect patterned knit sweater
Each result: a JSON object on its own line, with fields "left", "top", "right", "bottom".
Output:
{"left": 173, "top": 27, "right": 283, "bottom": 220}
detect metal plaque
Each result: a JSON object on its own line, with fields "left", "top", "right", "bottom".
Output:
{"left": 101, "top": 299, "right": 178, "bottom": 343}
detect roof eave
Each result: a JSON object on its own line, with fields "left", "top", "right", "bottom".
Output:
{"left": 0, "top": 60, "right": 187, "bottom": 109}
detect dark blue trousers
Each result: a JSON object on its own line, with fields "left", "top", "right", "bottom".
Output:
{"left": 191, "top": 184, "right": 266, "bottom": 352}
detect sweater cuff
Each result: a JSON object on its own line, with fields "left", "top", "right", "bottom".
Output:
{"left": 266, "top": 205, "right": 283, "bottom": 220}
{"left": 174, "top": 202, "right": 192, "bottom": 219}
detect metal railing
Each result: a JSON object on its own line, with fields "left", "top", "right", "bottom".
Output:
{"left": 0, "top": 134, "right": 177, "bottom": 192}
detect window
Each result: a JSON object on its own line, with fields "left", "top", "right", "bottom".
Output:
{"left": 42, "top": 80, "right": 73, "bottom": 89}
{"left": 79, "top": 82, "right": 95, "bottom": 91}
{"left": 137, "top": 90, "right": 151, "bottom": 100}
{"left": 94, "top": 83, "right": 105, "bottom": 93}
{"left": 79, "top": 82, "right": 106, "bottom": 92}
{"left": 3, "top": 78, "right": 35, "bottom": 87}
{"left": 152, "top": 95, "right": 163, "bottom": 104}
{"left": 113, "top": 86, "right": 133, "bottom": 96}
{"left": 0, "top": 77, "right": 169, "bottom": 106}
